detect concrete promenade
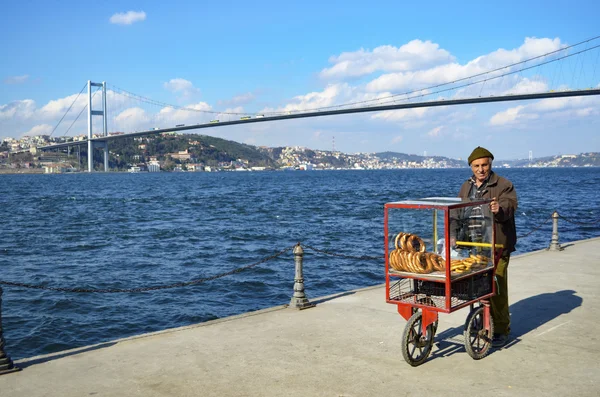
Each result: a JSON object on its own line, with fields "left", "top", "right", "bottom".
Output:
{"left": 2, "top": 238, "right": 599, "bottom": 396}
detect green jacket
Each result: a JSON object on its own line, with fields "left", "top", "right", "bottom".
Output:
{"left": 458, "top": 171, "right": 518, "bottom": 253}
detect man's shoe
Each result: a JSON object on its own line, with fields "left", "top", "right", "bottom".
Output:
{"left": 492, "top": 333, "right": 509, "bottom": 348}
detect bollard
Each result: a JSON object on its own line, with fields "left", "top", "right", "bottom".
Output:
{"left": 289, "top": 244, "right": 315, "bottom": 309}
{"left": 0, "top": 287, "right": 20, "bottom": 375}
{"left": 548, "top": 211, "right": 563, "bottom": 251}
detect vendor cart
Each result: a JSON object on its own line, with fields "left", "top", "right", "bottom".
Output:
{"left": 384, "top": 197, "right": 502, "bottom": 366}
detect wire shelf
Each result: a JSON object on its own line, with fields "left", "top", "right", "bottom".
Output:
{"left": 389, "top": 271, "right": 493, "bottom": 310}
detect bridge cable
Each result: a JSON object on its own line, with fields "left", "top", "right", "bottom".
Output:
{"left": 63, "top": 89, "right": 100, "bottom": 136}
{"left": 109, "top": 85, "right": 254, "bottom": 116}
{"left": 109, "top": 35, "right": 600, "bottom": 118}
{"left": 269, "top": 35, "right": 600, "bottom": 114}
{"left": 48, "top": 83, "right": 87, "bottom": 138}
{"left": 370, "top": 43, "right": 600, "bottom": 108}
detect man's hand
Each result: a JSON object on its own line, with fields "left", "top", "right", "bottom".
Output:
{"left": 490, "top": 197, "right": 500, "bottom": 214}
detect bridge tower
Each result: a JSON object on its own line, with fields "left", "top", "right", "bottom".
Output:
{"left": 87, "top": 81, "right": 109, "bottom": 172}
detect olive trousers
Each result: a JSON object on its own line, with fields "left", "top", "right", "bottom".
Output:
{"left": 491, "top": 255, "right": 510, "bottom": 336}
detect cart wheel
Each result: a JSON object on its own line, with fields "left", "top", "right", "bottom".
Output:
{"left": 401, "top": 311, "right": 435, "bottom": 367}
{"left": 464, "top": 306, "right": 494, "bottom": 360}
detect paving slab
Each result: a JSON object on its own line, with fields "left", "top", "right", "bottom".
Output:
{"left": 1, "top": 238, "right": 599, "bottom": 397}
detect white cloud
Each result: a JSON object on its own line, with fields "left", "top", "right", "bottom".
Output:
{"left": 501, "top": 78, "right": 548, "bottom": 95}
{"left": 154, "top": 102, "right": 214, "bottom": 127}
{"left": 163, "top": 78, "right": 200, "bottom": 98}
{"left": 261, "top": 83, "right": 354, "bottom": 114}
{"left": 489, "top": 105, "right": 538, "bottom": 125}
{"left": 40, "top": 93, "right": 88, "bottom": 119}
{"left": 320, "top": 40, "right": 453, "bottom": 80}
{"left": 0, "top": 99, "right": 36, "bottom": 120}
{"left": 489, "top": 95, "right": 600, "bottom": 126}
{"left": 109, "top": 11, "right": 146, "bottom": 25}
{"left": 24, "top": 124, "right": 53, "bottom": 136}
{"left": 218, "top": 92, "right": 255, "bottom": 106}
{"left": 113, "top": 107, "right": 150, "bottom": 131}
{"left": 4, "top": 75, "right": 29, "bottom": 84}
{"left": 365, "top": 37, "right": 563, "bottom": 94}
{"left": 427, "top": 126, "right": 443, "bottom": 137}
{"left": 391, "top": 135, "right": 403, "bottom": 144}
{"left": 371, "top": 107, "right": 428, "bottom": 122}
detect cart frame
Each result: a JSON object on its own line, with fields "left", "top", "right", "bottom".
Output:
{"left": 384, "top": 198, "right": 501, "bottom": 365}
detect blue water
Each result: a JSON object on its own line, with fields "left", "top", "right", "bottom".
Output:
{"left": 1, "top": 168, "right": 599, "bottom": 359}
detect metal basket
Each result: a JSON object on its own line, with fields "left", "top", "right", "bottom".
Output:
{"left": 415, "top": 271, "right": 493, "bottom": 301}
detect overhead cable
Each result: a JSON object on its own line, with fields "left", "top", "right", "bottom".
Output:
{"left": 49, "top": 83, "right": 87, "bottom": 138}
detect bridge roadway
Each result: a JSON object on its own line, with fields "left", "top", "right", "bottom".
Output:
{"left": 2, "top": 237, "right": 599, "bottom": 396}
{"left": 32, "top": 88, "right": 600, "bottom": 153}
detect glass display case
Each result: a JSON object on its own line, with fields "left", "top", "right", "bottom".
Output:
{"left": 384, "top": 197, "right": 499, "bottom": 312}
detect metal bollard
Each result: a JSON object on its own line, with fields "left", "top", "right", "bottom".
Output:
{"left": 289, "top": 243, "right": 315, "bottom": 309}
{"left": 548, "top": 211, "right": 563, "bottom": 251}
{"left": 0, "top": 287, "right": 20, "bottom": 375}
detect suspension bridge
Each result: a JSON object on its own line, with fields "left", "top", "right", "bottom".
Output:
{"left": 22, "top": 35, "right": 600, "bottom": 171}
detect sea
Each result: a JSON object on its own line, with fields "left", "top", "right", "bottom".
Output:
{"left": 1, "top": 167, "right": 599, "bottom": 360}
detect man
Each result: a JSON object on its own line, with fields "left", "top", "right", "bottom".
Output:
{"left": 459, "top": 146, "right": 518, "bottom": 348}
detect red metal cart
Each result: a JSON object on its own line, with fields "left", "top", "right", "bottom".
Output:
{"left": 384, "top": 198, "right": 502, "bottom": 366}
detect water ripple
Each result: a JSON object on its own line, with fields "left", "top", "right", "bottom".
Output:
{"left": 0, "top": 168, "right": 599, "bottom": 359}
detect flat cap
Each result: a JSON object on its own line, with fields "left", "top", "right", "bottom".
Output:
{"left": 468, "top": 146, "right": 494, "bottom": 165}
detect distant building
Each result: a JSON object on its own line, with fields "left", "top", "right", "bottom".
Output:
{"left": 147, "top": 163, "right": 160, "bottom": 172}
{"left": 187, "top": 164, "right": 204, "bottom": 172}
{"left": 168, "top": 150, "right": 191, "bottom": 161}
{"left": 44, "top": 163, "right": 73, "bottom": 174}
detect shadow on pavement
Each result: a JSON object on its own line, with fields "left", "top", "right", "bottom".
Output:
{"left": 429, "top": 289, "right": 582, "bottom": 361}
{"left": 312, "top": 291, "right": 356, "bottom": 305}
{"left": 509, "top": 289, "right": 582, "bottom": 339}
{"left": 16, "top": 342, "right": 117, "bottom": 369}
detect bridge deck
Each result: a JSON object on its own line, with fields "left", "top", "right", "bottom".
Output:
{"left": 2, "top": 238, "right": 599, "bottom": 396}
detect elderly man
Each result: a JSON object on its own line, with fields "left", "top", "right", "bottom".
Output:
{"left": 459, "top": 146, "right": 518, "bottom": 348}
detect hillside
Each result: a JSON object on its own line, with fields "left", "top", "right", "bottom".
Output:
{"left": 375, "top": 151, "right": 466, "bottom": 167}
{"left": 107, "top": 133, "right": 276, "bottom": 169}
{"left": 499, "top": 152, "right": 600, "bottom": 167}
{"left": 3, "top": 133, "right": 600, "bottom": 172}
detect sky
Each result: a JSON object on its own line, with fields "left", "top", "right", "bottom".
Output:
{"left": 1, "top": 0, "right": 600, "bottom": 160}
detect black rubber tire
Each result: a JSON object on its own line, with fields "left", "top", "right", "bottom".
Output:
{"left": 401, "top": 311, "right": 435, "bottom": 367}
{"left": 464, "top": 306, "right": 494, "bottom": 360}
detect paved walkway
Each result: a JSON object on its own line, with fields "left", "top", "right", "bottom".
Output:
{"left": 2, "top": 238, "right": 599, "bottom": 396}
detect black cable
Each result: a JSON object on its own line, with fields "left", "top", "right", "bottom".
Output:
{"left": 63, "top": 89, "right": 99, "bottom": 136}
{"left": 373, "top": 43, "right": 600, "bottom": 108}
{"left": 108, "top": 35, "right": 600, "bottom": 117}
{"left": 110, "top": 85, "right": 253, "bottom": 116}
{"left": 49, "top": 83, "right": 87, "bottom": 138}
{"left": 272, "top": 35, "right": 600, "bottom": 114}
{"left": 0, "top": 246, "right": 294, "bottom": 293}
{"left": 558, "top": 214, "right": 600, "bottom": 226}
{"left": 302, "top": 244, "right": 383, "bottom": 261}
{"left": 517, "top": 214, "right": 554, "bottom": 239}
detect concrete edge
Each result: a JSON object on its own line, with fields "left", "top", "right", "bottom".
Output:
{"left": 15, "top": 237, "right": 599, "bottom": 365}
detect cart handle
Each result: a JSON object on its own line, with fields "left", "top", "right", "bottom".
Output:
{"left": 455, "top": 241, "right": 504, "bottom": 249}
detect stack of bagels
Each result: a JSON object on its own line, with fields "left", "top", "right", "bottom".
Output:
{"left": 389, "top": 232, "right": 491, "bottom": 274}
{"left": 388, "top": 232, "right": 445, "bottom": 274}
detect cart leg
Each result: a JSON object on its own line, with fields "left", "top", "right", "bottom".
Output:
{"left": 421, "top": 308, "right": 438, "bottom": 336}
{"left": 397, "top": 305, "right": 413, "bottom": 322}
{"left": 482, "top": 301, "right": 492, "bottom": 334}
